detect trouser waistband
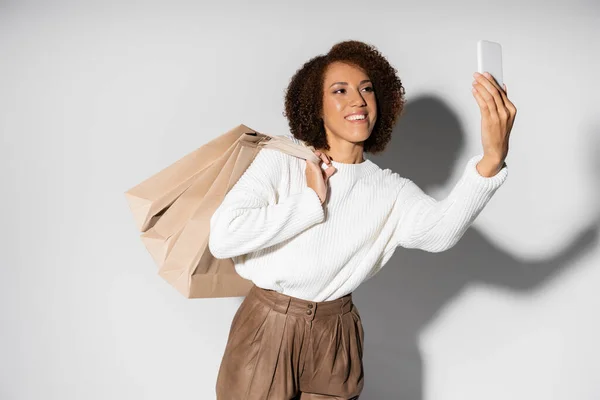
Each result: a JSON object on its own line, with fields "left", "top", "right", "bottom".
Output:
{"left": 248, "top": 284, "right": 353, "bottom": 321}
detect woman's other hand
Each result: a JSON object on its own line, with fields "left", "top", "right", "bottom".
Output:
{"left": 305, "top": 150, "right": 336, "bottom": 204}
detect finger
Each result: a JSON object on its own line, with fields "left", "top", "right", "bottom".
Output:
{"left": 325, "top": 165, "right": 336, "bottom": 180}
{"left": 482, "top": 72, "right": 503, "bottom": 92}
{"left": 314, "top": 150, "right": 331, "bottom": 166}
{"left": 474, "top": 73, "right": 505, "bottom": 113}
{"left": 482, "top": 73, "right": 513, "bottom": 119}
{"left": 474, "top": 75, "right": 513, "bottom": 122}
{"left": 502, "top": 83, "right": 516, "bottom": 115}
{"left": 472, "top": 82, "right": 495, "bottom": 115}
{"left": 482, "top": 74, "right": 512, "bottom": 104}
{"left": 497, "top": 81, "right": 516, "bottom": 118}
{"left": 471, "top": 86, "right": 490, "bottom": 114}
{"left": 474, "top": 73, "right": 503, "bottom": 111}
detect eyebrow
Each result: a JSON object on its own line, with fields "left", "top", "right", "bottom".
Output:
{"left": 329, "top": 79, "right": 372, "bottom": 88}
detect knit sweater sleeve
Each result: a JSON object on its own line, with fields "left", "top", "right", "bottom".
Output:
{"left": 208, "top": 147, "right": 325, "bottom": 259}
{"left": 391, "top": 154, "right": 508, "bottom": 252}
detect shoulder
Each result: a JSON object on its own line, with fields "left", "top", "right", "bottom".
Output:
{"left": 386, "top": 170, "right": 427, "bottom": 200}
{"left": 247, "top": 133, "right": 303, "bottom": 173}
{"left": 262, "top": 133, "right": 304, "bottom": 164}
{"left": 278, "top": 133, "right": 305, "bottom": 148}
{"left": 361, "top": 166, "right": 414, "bottom": 197}
{"left": 277, "top": 133, "right": 314, "bottom": 151}
{"left": 368, "top": 164, "right": 406, "bottom": 185}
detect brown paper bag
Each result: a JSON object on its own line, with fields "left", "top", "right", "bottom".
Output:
{"left": 125, "top": 124, "right": 318, "bottom": 298}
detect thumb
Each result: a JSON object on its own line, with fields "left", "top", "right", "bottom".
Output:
{"left": 325, "top": 166, "right": 336, "bottom": 180}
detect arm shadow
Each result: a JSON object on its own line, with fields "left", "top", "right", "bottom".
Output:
{"left": 355, "top": 95, "right": 600, "bottom": 399}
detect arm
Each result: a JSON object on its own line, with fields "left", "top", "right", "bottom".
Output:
{"left": 392, "top": 154, "right": 508, "bottom": 252}
{"left": 208, "top": 147, "right": 325, "bottom": 259}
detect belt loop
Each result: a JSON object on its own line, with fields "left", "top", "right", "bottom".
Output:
{"left": 341, "top": 296, "right": 352, "bottom": 314}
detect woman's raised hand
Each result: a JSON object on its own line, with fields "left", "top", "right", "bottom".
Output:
{"left": 471, "top": 72, "right": 517, "bottom": 176}
{"left": 305, "top": 150, "right": 336, "bottom": 204}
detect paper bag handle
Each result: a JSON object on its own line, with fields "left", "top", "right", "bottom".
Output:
{"left": 250, "top": 133, "right": 322, "bottom": 165}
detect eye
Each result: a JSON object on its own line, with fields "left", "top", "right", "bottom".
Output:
{"left": 333, "top": 86, "right": 374, "bottom": 94}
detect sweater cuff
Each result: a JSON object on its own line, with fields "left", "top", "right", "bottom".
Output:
{"left": 463, "top": 154, "right": 508, "bottom": 191}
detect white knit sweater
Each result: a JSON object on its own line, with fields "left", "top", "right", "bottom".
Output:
{"left": 209, "top": 134, "right": 508, "bottom": 301}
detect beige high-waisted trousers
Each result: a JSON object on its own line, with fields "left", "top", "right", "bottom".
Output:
{"left": 216, "top": 283, "right": 365, "bottom": 399}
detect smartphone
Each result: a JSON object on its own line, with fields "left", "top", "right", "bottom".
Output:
{"left": 477, "top": 40, "right": 504, "bottom": 88}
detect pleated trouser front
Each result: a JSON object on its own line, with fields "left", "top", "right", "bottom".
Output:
{"left": 216, "top": 283, "right": 365, "bottom": 400}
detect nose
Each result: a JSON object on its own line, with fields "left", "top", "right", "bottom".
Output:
{"left": 349, "top": 89, "right": 367, "bottom": 107}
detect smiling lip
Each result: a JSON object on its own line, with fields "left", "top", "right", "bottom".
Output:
{"left": 345, "top": 114, "right": 368, "bottom": 123}
{"left": 345, "top": 112, "right": 368, "bottom": 124}
{"left": 346, "top": 118, "right": 367, "bottom": 123}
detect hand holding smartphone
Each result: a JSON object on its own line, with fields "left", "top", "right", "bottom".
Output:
{"left": 471, "top": 39, "right": 517, "bottom": 177}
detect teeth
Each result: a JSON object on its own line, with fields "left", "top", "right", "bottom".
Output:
{"left": 346, "top": 115, "right": 366, "bottom": 120}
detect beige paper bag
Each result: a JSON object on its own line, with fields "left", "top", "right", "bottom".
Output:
{"left": 125, "top": 124, "right": 318, "bottom": 298}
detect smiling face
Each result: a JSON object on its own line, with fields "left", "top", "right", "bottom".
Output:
{"left": 321, "top": 61, "right": 377, "bottom": 147}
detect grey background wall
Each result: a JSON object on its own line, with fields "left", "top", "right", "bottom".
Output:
{"left": 1, "top": 0, "right": 599, "bottom": 399}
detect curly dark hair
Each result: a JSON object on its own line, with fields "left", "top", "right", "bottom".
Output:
{"left": 283, "top": 40, "right": 406, "bottom": 154}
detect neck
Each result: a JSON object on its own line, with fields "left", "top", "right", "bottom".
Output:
{"left": 318, "top": 131, "right": 367, "bottom": 164}
{"left": 317, "top": 145, "right": 365, "bottom": 165}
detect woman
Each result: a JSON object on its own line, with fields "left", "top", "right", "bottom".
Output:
{"left": 209, "top": 40, "right": 516, "bottom": 400}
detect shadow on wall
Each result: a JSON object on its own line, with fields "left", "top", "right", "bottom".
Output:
{"left": 356, "top": 95, "right": 600, "bottom": 400}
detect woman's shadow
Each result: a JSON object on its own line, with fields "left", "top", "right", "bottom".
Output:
{"left": 356, "top": 96, "right": 599, "bottom": 399}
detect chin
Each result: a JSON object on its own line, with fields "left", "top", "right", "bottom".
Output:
{"left": 348, "top": 132, "right": 371, "bottom": 143}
